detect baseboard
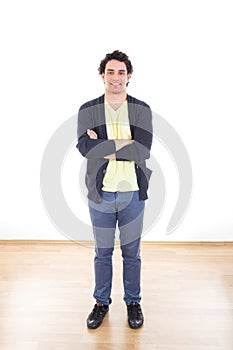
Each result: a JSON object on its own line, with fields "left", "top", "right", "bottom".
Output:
{"left": 0, "top": 240, "right": 233, "bottom": 246}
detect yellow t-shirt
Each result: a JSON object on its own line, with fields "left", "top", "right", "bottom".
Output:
{"left": 102, "top": 99, "right": 139, "bottom": 192}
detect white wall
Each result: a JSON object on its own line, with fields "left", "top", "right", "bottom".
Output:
{"left": 0, "top": 0, "right": 233, "bottom": 241}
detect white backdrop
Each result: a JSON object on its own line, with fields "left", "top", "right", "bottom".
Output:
{"left": 0, "top": 0, "right": 233, "bottom": 241}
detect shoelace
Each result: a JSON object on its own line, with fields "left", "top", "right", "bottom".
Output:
{"left": 90, "top": 304, "right": 106, "bottom": 318}
{"left": 128, "top": 303, "right": 141, "bottom": 318}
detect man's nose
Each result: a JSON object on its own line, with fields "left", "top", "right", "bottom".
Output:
{"left": 112, "top": 72, "right": 120, "bottom": 80}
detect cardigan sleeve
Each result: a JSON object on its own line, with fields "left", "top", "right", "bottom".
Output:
{"left": 76, "top": 105, "right": 116, "bottom": 159}
{"left": 116, "top": 104, "right": 153, "bottom": 162}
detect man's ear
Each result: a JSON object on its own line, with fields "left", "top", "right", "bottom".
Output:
{"left": 101, "top": 73, "right": 105, "bottom": 83}
{"left": 126, "top": 73, "right": 131, "bottom": 86}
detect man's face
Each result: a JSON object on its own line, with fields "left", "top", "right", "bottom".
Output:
{"left": 101, "top": 59, "right": 131, "bottom": 94}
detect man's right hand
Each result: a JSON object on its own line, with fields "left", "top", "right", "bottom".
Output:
{"left": 87, "top": 129, "right": 98, "bottom": 139}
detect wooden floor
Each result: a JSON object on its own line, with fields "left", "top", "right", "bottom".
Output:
{"left": 0, "top": 241, "right": 233, "bottom": 350}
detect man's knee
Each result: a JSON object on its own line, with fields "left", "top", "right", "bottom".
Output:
{"left": 121, "top": 240, "right": 141, "bottom": 260}
{"left": 95, "top": 247, "right": 114, "bottom": 259}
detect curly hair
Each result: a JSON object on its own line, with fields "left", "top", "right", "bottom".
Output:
{"left": 98, "top": 50, "right": 133, "bottom": 75}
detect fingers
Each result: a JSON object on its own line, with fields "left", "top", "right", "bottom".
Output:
{"left": 87, "top": 129, "right": 98, "bottom": 139}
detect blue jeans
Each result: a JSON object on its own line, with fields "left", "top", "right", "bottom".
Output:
{"left": 88, "top": 190, "right": 145, "bottom": 305}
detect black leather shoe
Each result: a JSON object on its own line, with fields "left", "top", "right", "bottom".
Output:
{"left": 127, "top": 302, "right": 144, "bottom": 329}
{"left": 87, "top": 303, "right": 109, "bottom": 329}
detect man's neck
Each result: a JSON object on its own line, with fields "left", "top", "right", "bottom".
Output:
{"left": 104, "top": 91, "right": 127, "bottom": 110}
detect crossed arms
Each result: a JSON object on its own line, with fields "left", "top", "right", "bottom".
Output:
{"left": 86, "top": 129, "right": 134, "bottom": 160}
{"left": 77, "top": 103, "right": 153, "bottom": 162}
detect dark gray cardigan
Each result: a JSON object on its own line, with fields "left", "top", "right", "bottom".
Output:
{"left": 77, "top": 94, "right": 153, "bottom": 203}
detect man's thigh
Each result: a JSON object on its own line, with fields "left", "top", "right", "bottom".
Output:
{"left": 117, "top": 191, "right": 145, "bottom": 246}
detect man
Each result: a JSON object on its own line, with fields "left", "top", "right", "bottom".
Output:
{"left": 77, "top": 50, "right": 153, "bottom": 329}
